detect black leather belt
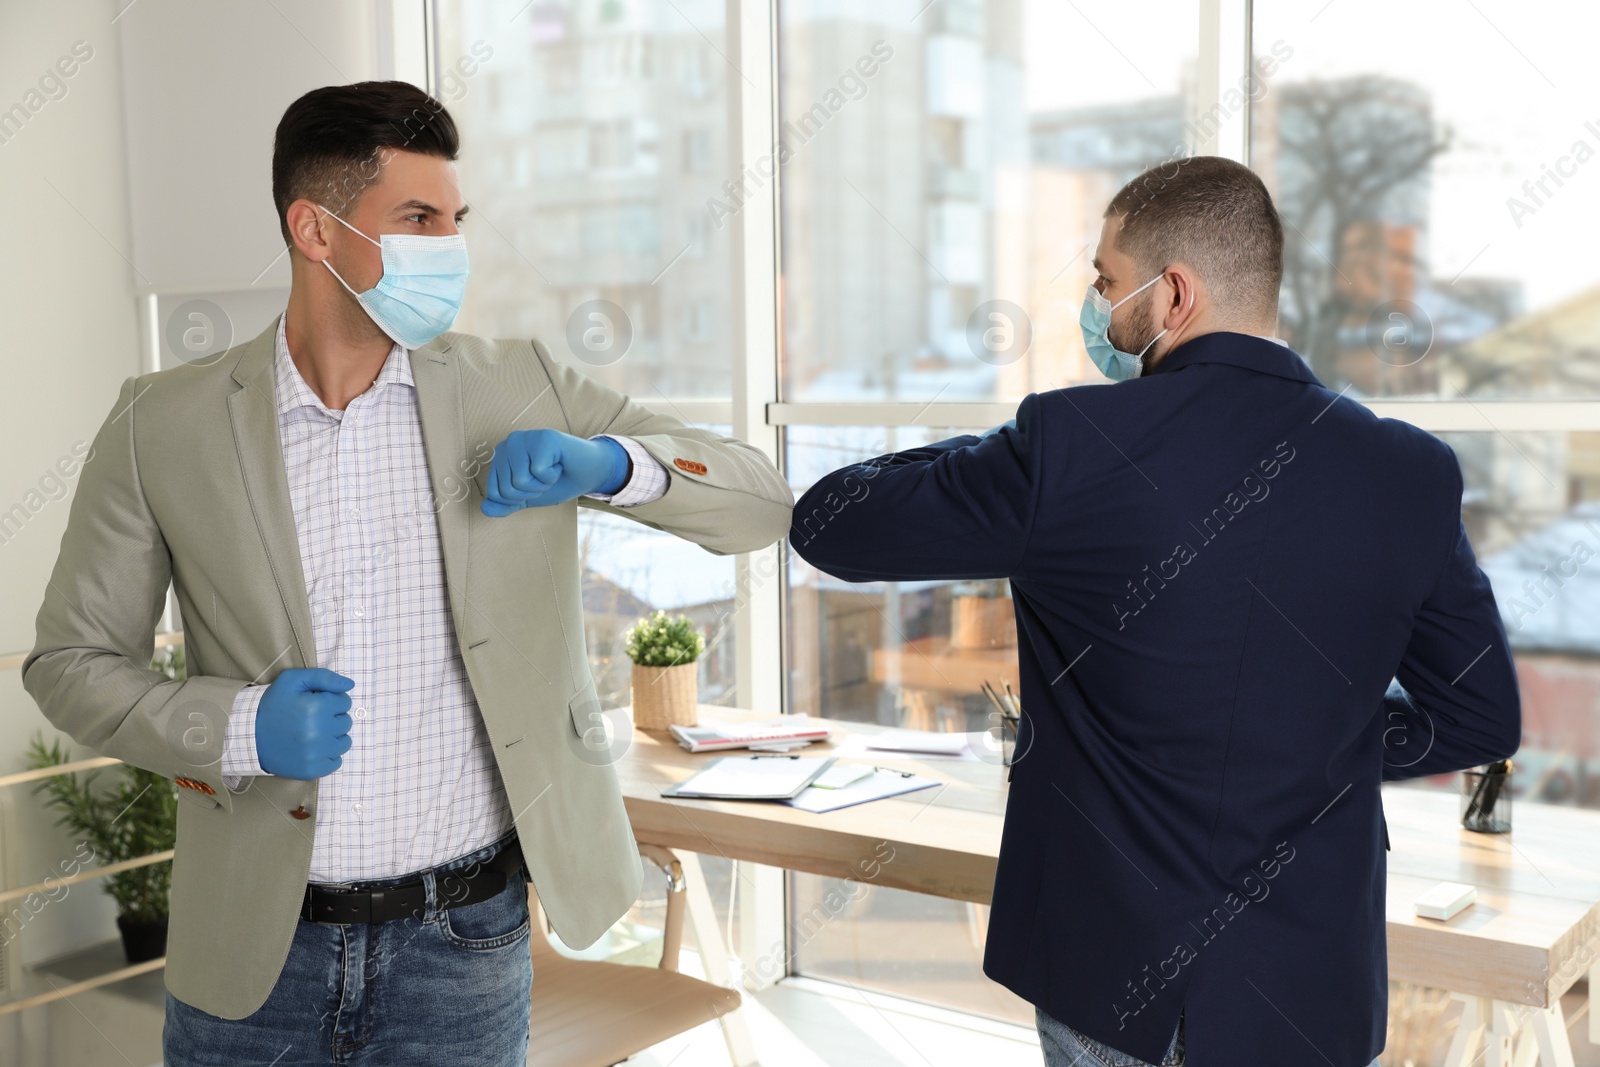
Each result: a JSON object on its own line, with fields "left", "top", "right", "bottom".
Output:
{"left": 301, "top": 837, "right": 526, "bottom": 925}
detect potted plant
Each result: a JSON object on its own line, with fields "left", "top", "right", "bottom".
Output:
{"left": 626, "top": 611, "right": 705, "bottom": 729}
{"left": 25, "top": 646, "right": 182, "bottom": 963}
{"left": 950, "top": 579, "right": 1017, "bottom": 649}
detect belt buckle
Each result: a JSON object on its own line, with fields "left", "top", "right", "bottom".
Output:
{"left": 304, "top": 881, "right": 368, "bottom": 925}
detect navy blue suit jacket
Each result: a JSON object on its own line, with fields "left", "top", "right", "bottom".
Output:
{"left": 788, "top": 333, "right": 1520, "bottom": 1066}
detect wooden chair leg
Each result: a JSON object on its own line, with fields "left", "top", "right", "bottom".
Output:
{"left": 678, "top": 850, "right": 758, "bottom": 1067}
{"left": 639, "top": 844, "right": 686, "bottom": 973}
{"left": 964, "top": 902, "right": 987, "bottom": 954}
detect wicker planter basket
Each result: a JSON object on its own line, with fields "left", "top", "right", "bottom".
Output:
{"left": 951, "top": 595, "right": 1017, "bottom": 649}
{"left": 631, "top": 662, "right": 699, "bottom": 729}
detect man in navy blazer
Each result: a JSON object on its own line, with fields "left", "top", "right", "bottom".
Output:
{"left": 788, "top": 156, "right": 1520, "bottom": 1066}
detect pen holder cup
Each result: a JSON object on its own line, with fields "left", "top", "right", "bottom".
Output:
{"left": 999, "top": 715, "right": 1018, "bottom": 767}
{"left": 1460, "top": 765, "right": 1512, "bottom": 834}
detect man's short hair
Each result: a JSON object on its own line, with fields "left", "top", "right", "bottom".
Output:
{"left": 1105, "top": 155, "right": 1283, "bottom": 325}
{"left": 271, "top": 80, "right": 459, "bottom": 246}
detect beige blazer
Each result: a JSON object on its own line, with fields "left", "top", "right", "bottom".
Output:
{"left": 23, "top": 318, "right": 794, "bottom": 1019}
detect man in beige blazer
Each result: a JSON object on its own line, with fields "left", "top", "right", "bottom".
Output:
{"left": 24, "top": 81, "right": 791, "bottom": 1065}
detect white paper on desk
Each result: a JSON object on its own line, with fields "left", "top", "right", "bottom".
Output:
{"left": 812, "top": 763, "right": 875, "bottom": 789}
{"left": 833, "top": 731, "right": 981, "bottom": 762}
{"left": 665, "top": 755, "right": 833, "bottom": 799}
{"left": 746, "top": 739, "right": 816, "bottom": 753}
{"left": 787, "top": 767, "right": 941, "bottom": 813}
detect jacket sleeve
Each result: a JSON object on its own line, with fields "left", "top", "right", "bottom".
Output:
{"left": 788, "top": 393, "right": 1041, "bottom": 582}
{"left": 22, "top": 377, "right": 251, "bottom": 811}
{"left": 1381, "top": 501, "right": 1522, "bottom": 781}
{"left": 530, "top": 341, "right": 793, "bottom": 556}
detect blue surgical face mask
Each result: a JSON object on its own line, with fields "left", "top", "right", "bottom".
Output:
{"left": 318, "top": 206, "right": 470, "bottom": 349}
{"left": 1080, "top": 274, "right": 1166, "bottom": 382}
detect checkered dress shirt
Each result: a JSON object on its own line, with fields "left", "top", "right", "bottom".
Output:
{"left": 219, "top": 316, "right": 666, "bottom": 883}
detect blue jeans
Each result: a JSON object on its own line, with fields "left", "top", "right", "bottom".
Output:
{"left": 1037, "top": 1007, "right": 1185, "bottom": 1066}
{"left": 164, "top": 835, "right": 533, "bottom": 1066}
{"left": 1036, "top": 1008, "right": 1381, "bottom": 1067}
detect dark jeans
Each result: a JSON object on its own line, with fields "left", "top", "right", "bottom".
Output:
{"left": 164, "top": 835, "right": 533, "bottom": 1066}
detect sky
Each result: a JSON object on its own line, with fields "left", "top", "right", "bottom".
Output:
{"left": 1026, "top": 0, "right": 1600, "bottom": 310}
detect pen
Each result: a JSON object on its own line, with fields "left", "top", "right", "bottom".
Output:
{"left": 980, "top": 681, "right": 1009, "bottom": 719}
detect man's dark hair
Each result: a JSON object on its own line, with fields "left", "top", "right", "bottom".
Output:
{"left": 271, "top": 80, "right": 459, "bottom": 246}
{"left": 1106, "top": 155, "right": 1283, "bottom": 325}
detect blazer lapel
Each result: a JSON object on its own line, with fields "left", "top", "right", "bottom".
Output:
{"left": 408, "top": 339, "right": 471, "bottom": 625}
{"left": 226, "top": 317, "right": 318, "bottom": 669}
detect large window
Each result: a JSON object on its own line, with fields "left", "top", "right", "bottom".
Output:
{"left": 1249, "top": 0, "right": 1600, "bottom": 805}
{"left": 438, "top": 0, "right": 741, "bottom": 705}
{"left": 433, "top": 0, "right": 1600, "bottom": 1026}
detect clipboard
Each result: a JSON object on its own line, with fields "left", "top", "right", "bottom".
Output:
{"left": 785, "top": 766, "right": 942, "bottom": 813}
{"left": 661, "top": 755, "right": 836, "bottom": 800}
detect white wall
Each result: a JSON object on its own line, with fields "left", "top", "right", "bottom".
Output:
{"left": 0, "top": 0, "right": 149, "bottom": 973}
{"left": 0, "top": 0, "right": 428, "bottom": 996}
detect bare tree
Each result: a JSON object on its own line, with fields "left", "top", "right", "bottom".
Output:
{"left": 1272, "top": 76, "right": 1453, "bottom": 387}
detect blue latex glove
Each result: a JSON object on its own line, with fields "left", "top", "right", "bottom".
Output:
{"left": 481, "top": 429, "right": 630, "bottom": 516}
{"left": 255, "top": 668, "right": 355, "bottom": 780}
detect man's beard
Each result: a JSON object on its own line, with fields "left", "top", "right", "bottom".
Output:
{"left": 1107, "top": 287, "right": 1160, "bottom": 360}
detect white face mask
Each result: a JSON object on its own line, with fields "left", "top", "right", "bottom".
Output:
{"left": 318, "top": 205, "right": 470, "bottom": 349}
{"left": 1079, "top": 273, "right": 1195, "bottom": 381}
{"left": 1080, "top": 274, "right": 1166, "bottom": 381}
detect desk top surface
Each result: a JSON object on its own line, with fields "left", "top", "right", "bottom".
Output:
{"left": 616, "top": 706, "right": 1008, "bottom": 903}
{"left": 616, "top": 706, "right": 1600, "bottom": 1004}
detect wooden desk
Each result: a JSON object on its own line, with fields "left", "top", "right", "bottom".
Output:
{"left": 617, "top": 707, "right": 1006, "bottom": 904}
{"left": 618, "top": 708, "right": 1600, "bottom": 1066}
{"left": 1382, "top": 787, "right": 1600, "bottom": 1065}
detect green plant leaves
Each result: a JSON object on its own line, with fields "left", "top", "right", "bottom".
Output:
{"left": 26, "top": 732, "right": 177, "bottom": 924}
{"left": 623, "top": 610, "right": 706, "bottom": 668}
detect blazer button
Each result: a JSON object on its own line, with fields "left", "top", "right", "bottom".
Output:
{"left": 290, "top": 805, "right": 311, "bottom": 820}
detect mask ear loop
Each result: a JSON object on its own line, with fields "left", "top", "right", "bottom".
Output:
{"left": 315, "top": 204, "right": 382, "bottom": 299}
{"left": 1111, "top": 271, "right": 1169, "bottom": 361}
{"left": 1133, "top": 276, "right": 1196, "bottom": 365}
{"left": 316, "top": 204, "right": 382, "bottom": 248}
{"left": 1109, "top": 272, "right": 1165, "bottom": 313}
